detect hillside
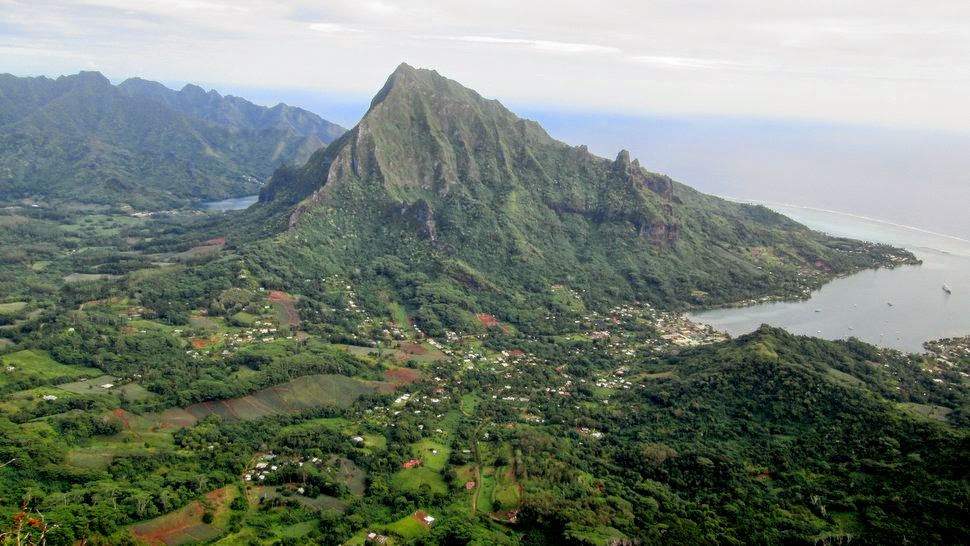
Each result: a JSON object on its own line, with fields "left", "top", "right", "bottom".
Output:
{"left": 253, "top": 63, "right": 914, "bottom": 334}
{"left": 0, "top": 71, "right": 345, "bottom": 209}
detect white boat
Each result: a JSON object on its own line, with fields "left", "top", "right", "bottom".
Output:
{"left": 942, "top": 283, "right": 952, "bottom": 294}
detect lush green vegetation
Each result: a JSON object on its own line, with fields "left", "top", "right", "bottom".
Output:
{"left": 0, "top": 64, "right": 966, "bottom": 545}
{"left": 0, "top": 71, "right": 344, "bottom": 209}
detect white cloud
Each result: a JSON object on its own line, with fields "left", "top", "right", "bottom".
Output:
{"left": 3, "top": 0, "right": 970, "bottom": 132}
{"left": 308, "top": 22, "right": 363, "bottom": 33}
{"left": 449, "top": 35, "right": 621, "bottom": 55}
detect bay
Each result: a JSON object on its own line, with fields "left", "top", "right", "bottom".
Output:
{"left": 688, "top": 203, "right": 970, "bottom": 353}
{"left": 198, "top": 194, "right": 259, "bottom": 211}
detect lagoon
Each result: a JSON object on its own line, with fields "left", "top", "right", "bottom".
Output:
{"left": 688, "top": 203, "right": 970, "bottom": 353}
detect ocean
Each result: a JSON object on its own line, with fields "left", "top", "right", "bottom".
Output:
{"left": 687, "top": 203, "right": 970, "bottom": 353}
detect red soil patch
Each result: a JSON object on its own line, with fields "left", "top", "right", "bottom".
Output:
{"left": 412, "top": 511, "right": 432, "bottom": 530}
{"left": 112, "top": 408, "right": 133, "bottom": 431}
{"left": 384, "top": 368, "right": 422, "bottom": 387}
{"left": 122, "top": 326, "right": 137, "bottom": 334}
{"left": 753, "top": 472, "right": 772, "bottom": 481}
{"left": 204, "top": 237, "right": 227, "bottom": 246}
{"left": 132, "top": 502, "right": 205, "bottom": 545}
{"left": 477, "top": 314, "right": 511, "bottom": 333}
{"left": 477, "top": 314, "right": 499, "bottom": 328}
{"left": 205, "top": 487, "right": 228, "bottom": 504}
{"left": 508, "top": 349, "right": 525, "bottom": 357}
{"left": 267, "top": 290, "right": 291, "bottom": 303}
{"left": 191, "top": 338, "right": 211, "bottom": 349}
{"left": 397, "top": 342, "right": 428, "bottom": 355}
{"left": 112, "top": 408, "right": 142, "bottom": 442}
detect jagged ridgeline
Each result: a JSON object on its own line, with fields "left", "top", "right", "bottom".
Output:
{"left": 0, "top": 71, "right": 345, "bottom": 209}
{"left": 252, "top": 63, "right": 911, "bottom": 334}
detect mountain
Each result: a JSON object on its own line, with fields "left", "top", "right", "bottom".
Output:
{"left": 253, "top": 63, "right": 913, "bottom": 334}
{"left": 0, "top": 71, "right": 345, "bottom": 209}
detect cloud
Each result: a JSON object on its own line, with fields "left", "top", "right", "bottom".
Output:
{"left": 425, "top": 35, "right": 621, "bottom": 55}
{"left": 631, "top": 55, "right": 754, "bottom": 70}
{"left": 308, "top": 22, "right": 363, "bottom": 34}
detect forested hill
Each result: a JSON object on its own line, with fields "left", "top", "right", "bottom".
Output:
{"left": 0, "top": 71, "right": 345, "bottom": 209}
{"left": 250, "top": 63, "right": 916, "bottom": 334}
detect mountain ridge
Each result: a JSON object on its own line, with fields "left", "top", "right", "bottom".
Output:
{"left": 0, "top": 71, "right": 346, "bottom": 209}
{"left": 250, "top": 63, "right": 915, "bottom": 334}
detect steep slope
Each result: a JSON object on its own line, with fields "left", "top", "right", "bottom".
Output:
{"left": 0, "top": 71, "right": 345, "bottom": 209}
{"left": 254, "top": 63, "right": 913, "bottom": 334}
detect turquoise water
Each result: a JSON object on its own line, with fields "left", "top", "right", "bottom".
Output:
{"left": 688, "top": 203, "right": 970, "bottom": 353}
{"left": 199, "top": 195, "right": 258, "bottom": 211}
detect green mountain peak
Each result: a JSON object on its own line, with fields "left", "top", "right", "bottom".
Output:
{"left": 252, "top": 64, "right": 913, "bottom": 333}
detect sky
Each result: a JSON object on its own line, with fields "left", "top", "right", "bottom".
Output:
{"left": 3, "top": 0, "right": 970, "bottom": 238}
{"left": 3, "top": 0, "right": 970, "bottom": 132}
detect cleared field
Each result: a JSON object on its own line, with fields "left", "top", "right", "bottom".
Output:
{"left": 63, "top": 272, "right": 122, "bottom": 283}
{"left": 0, "top": 350, "right": 102, "bottom": 388}
{"left": 52, "top": 375, "right": 156, "bottom": 401}
{"left": 413, "top": 439, "right": 450, "bottom": 472}
{"left": 188, "top": 315, "right": 222, "bottom": 331}
{"left": 477, "top": 472, "right": 497, "bottom": 513}
{"left": 230, "top": 311, "right": 257, "bottom": 326}
{"left": 267, "top": 290, "right": 300, "bottom": 327}
{"left": 396, "top": 341, "right": 447, "bottom": 363}
{"left": 256, "top": 486, "right": 347, "bottom": 513}
{"left": 898, "top": 402, "right": 952, "bottom": 422}
{"left": 183, "top": 374, "right": 377, "bottom": 422}
{"left": 130, "top": 488, "right": 229, "bottom": 545}
{"left": 0, "top": 302, "right": 26, "bottom": 314}
{"left": 385, "top": 511, "right": 431, "bottom": 540}
{"left": 66, "top": 410, "right": 175, "bottom": 470}
{"left": 391, "top": 467, "right": 448, "bottom": 496}
{"left": 492, "top": 471, "right": 521, "bottom": 511}
{"left": 383, "top": 367, "right": 422, "bottom": 389}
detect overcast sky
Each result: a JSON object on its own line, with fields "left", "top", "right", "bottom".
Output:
{"left": 3, "top": 0, "right": 970, "bottom": 133}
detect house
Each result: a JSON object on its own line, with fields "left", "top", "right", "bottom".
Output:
{"left": 423, "top": 515, "right": 435, "bottom": 525}
{"left": 465, "top": 481, "right": 476, "bottom": 489}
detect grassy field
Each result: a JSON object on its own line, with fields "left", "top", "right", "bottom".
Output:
{"left": 391, "top": 467, "right": 448, "bottom": 496}
{"left": 898, "top": 402, "right": 953, "bottom": 422}
{"left": 0, "top": 302, "right": 26, "bottom": 314}
{"left": 66, "top": 409, "right": 176, "bottom": 470}
{"left": 477, "top": 471, "right": 497, "bottom": 513}
{"left": 63, "top": 272, "right": 122, "bottom": 283}
{"left": 492, "top": 469, "right": 521, "bottom": 511}
{"left": 460, "top": 393, "right": 480, "bottom": 415}
{"left": 188, "top": 315, "right": 222, "bottom": 331}
{"left": 55, "top": 375, "right": 157, "bottom": 401}
{"left": 0, "top": 350, "right": 102, "bottom": 388}
{"left": 385, "top": 512, "right": 431, "bottom": 541}
{"left": 230, "top": 311, "right": 258, "bottom": 326}
{"left": 413, "top": 439, "right": 450, "bottom": 472}
{"left": 388, "top": 301, "right": 410, "bottom": 328}
{"left": 182, "top": 374, "right": 377, "bottom": 421}
{"left": 130, "top": 488, "right": 231, "bottom": 545}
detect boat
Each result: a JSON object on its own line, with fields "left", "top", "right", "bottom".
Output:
{"left": 943, "top": 283, "right": 952, "bottom": 294}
